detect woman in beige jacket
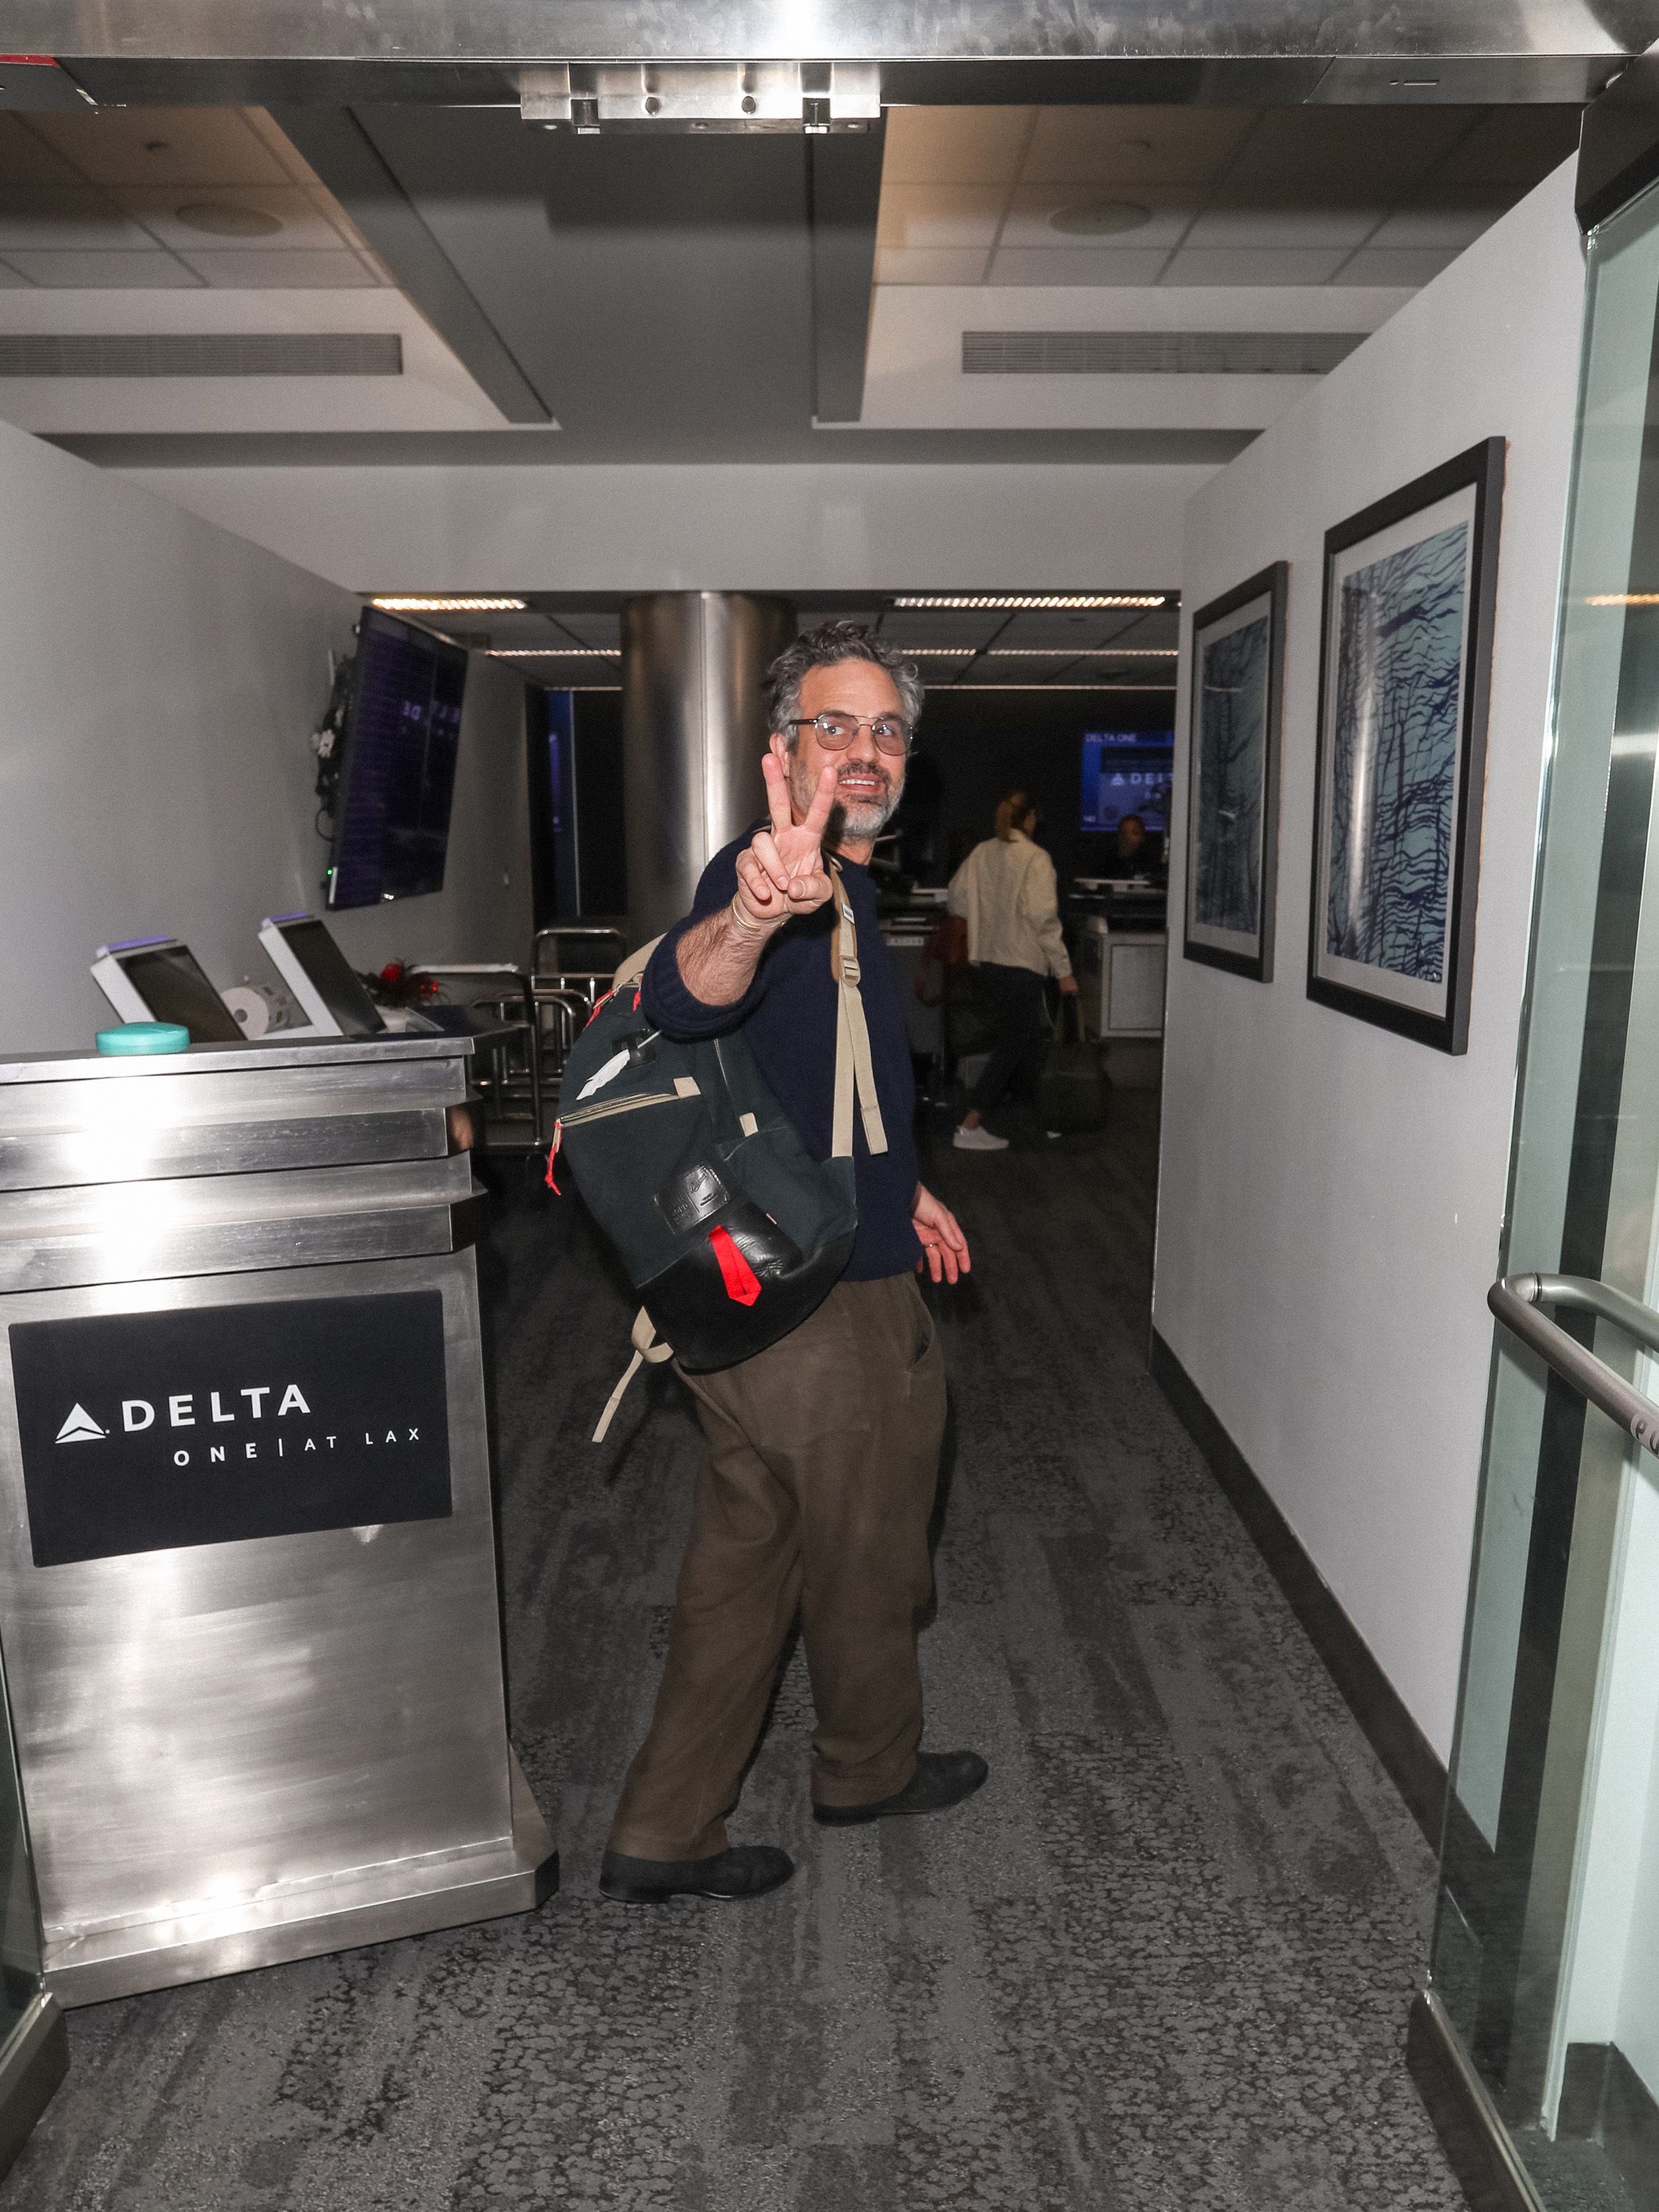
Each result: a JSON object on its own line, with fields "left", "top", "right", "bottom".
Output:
{"left": 945, "top": 790, "right": 1077, "bottom": 1152}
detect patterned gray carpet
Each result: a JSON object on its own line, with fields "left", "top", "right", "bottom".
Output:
{"left": 3, "top": 1099, "right": 1465, "bottom": 2210}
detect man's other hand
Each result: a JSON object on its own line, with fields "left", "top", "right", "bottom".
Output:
{"left": 913, "top": 1184, "right": 970, "bottom": 1284}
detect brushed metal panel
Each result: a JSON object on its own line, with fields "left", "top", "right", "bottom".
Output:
{"left": 49, "top": 1754, "right": 557, "bottom": 2006}
{"left": 0, "top": 1037, "right": 472, "bottom": 1085}
{"left": 14, "top": 0, "right": 1657, "bottom": 66}
{"left": 0, "top": 1252, "right": 510, "bottom": 1951}
{"left": 0, "top": 1201, "right": 484, "bottom": 1293}
{"left": 0, "top": 1109, "right": 449, "bottom": 1193}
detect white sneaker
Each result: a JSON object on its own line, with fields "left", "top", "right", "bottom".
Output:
{"left": 953, "top": 1124, "right": 1010, "bottom": 1152}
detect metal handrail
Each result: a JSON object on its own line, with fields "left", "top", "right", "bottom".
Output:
{"left": 1489, "top": 1272, "right": 1659, "bottom": 1457}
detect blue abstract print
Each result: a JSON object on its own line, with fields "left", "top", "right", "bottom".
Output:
{"left": 1194, "top": 614, "right": 1268, "bottom": 936}
{"left": 1326, "top": 520, "right": 1468, "bottom": 984}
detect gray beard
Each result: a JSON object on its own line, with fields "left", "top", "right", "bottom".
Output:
{"left": 791, "top": 761, "right": 903, "bottom": 842}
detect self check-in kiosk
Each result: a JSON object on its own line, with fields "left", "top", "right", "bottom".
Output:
{"left": 0, "top": 1033, "right": 556, "bottom": 2004}
{"left": 258, "top": 911, "right": 393, "bottom": 1038}
{"left": 90, "top": 937, "right": 245, "bottom": 1044}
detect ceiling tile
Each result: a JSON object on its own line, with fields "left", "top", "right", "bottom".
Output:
{"left": 1161, "top": 247, "right": 1350, "bottom": 285}
{"left": 1183, "top": 202, "right": 1382, "bottom": 250}
{"left": 0, "top": 260, "right": 31, "bottom": 288}
{"left": 986, "top": 246, "right": 1175, "bottom": 286}
{"left": 1434, "top": 107, "right": 1581, "bottom": 186}
{"left": 880, "top": 107, "right": 1034, "bottom": 186}
{"left": 999, "top": 184, "right": 1197, "bottom": 252}
{"left": 1220, "top": 106, "right": 1470, "bottom": 196}
{"left": 878, "top": 184, "right": 1007, "bottom": 252}
{"left": 1022, "top": 106, "right": 1257, "bottom": 187}
{"left": 0, "top": 188, "right": 154, "bottom": 251}
{"left": 1332, "top": 247, "right": 1460, "bottom": 288}
{"left": 26, "top": 108, "right": 291, "bottom": 187}
{"left": 873, "top": 245, "right": 992, "bottom": 285}
{"left": 0, "top": 118, "right": 85, "bottom": 187}
{"left": 0, "top": 250, "right": 201, "bottom": 288}
{"left": 116, "top": 185, "right": 353, "bottom": 253}
{"left": 176, "top": 248, "right": 381, "bottom": 288}
{"left": 1367, "top": 196, "right": 1505, "bottom": 250}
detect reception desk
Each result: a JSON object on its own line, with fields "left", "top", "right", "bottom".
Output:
{"left": 0, "top": 1035, "right": 556, "bottom": 2006}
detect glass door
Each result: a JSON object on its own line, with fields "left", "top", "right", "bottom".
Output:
{"left": 1424, "top": 168, "right": 1659, "bottom": 2211}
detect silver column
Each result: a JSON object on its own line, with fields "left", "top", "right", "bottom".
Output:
{"left": 622, "top": 591, "right": 796, "bottom": 945}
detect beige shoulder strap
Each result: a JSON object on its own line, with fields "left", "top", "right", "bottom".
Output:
{"left": 593, "top": 1306, "right": 674, "bottom": 1444}
{"left": 826, "top": 858, "right": 888, "bottom": 1161}
{"left": 612, "top": 935, "right": 660, "bottom": 993}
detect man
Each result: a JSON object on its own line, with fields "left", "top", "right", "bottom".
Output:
{"left": 1102, "top": 811, "right": 1157, "bottom": 878}
{"left": 599, "top": 622, "right": 988, "bottom": 1907}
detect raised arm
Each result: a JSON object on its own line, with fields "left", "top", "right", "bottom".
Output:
{"left": 675, "top": 752, "right": 841, "bottom": 1006}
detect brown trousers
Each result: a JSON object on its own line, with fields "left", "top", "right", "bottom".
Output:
{"left": 607, "top": 1272, "right": 948, "bottom": 1862}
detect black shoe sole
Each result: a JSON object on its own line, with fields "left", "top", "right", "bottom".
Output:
{"left": 599, "top": 1865, "right": 795, "bottom": 1905}
{"left": 813, "top": 1768, "right": 988, "bottom": 1826}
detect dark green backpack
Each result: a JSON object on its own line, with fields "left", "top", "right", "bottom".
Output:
{"left": 552, "top": 861, "right": 886, "bottom": 1437}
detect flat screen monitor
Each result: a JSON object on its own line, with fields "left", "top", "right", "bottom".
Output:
{"left": 327, "top": 608, "right": 468, "bottom": 910}
{"left": 260, "top": 913, "right": 386, "bottom": 1040}
{"left": 98, "top": 940, "right": 244, "bottom": 1043}
{"left": 1081, "top": 729, "right": 1175, "bottom": 836}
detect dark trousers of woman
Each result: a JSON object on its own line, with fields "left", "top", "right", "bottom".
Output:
{"left": 965, "top": 961, "right": 1046, "bottom": 1118}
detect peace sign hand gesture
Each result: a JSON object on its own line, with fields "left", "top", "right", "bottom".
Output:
{"left": 734, "top": 752, "right": 840, "bottom": 930}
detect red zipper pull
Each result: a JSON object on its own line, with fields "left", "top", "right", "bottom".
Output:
{"left": 544, "top": 1120, "right": 563, "bottom": 1193}
{"left": 709, "top": 1223, "right": 761, "bottom": 1306}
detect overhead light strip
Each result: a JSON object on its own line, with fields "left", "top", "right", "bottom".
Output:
{"left": 892, "top": 594, "right": 1167, "bottom": 612}
{"left": 487, "top": 646, "right": 619, "bottom": 656}
{"left": 376, "top": 596, "right": 527, "bottom": 614}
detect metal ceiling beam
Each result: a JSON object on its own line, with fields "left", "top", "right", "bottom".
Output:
{"left": 11, "top": 2, "right": 1658, "bottom": 104}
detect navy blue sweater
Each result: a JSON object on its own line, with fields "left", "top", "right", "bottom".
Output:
{"left": 641, "top": 836, "right": 922, "bottom": 1282}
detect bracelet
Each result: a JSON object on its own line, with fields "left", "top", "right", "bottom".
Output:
{"left": 730, "top": 893, "right": 781, "bottom": 938}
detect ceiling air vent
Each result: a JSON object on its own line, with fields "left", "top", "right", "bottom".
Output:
{"left": 962, "top": 330, "right": 1366, "bottom": 376}
{"left": 0, "top": 334, "right": 403, "bottom": 378}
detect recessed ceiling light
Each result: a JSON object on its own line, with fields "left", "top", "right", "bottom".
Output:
{"left": 892, "top": 594, "right": 1167, "bottom": 612}
{"left": 174, "top": 201, "right": 285, "bottom": 239}
{"left": 373, "top": 596, "right": 528, "bottom": 614}
{"left": 1048, "top": 201, "right": 1152, "bottom": 237}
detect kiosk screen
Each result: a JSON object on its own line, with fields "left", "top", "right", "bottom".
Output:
{"left": 273, "top": 918, "right": 386, "bottom": 1039}
{"left": 118, "top": 945, "right": 244, "bottom": 1043}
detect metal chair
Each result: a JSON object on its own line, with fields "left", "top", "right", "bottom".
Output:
{"left": 407, "top": 964, "right": 548, "bottom": 1150}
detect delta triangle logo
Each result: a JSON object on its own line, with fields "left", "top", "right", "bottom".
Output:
{"left": 55, "top": 1404, "right": 107, "bottom": 1444}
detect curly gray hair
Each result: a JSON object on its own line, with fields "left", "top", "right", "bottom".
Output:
{"left": 765, "top": 620, "right": 924, "bottom": 749}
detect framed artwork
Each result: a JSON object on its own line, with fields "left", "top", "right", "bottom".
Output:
{"left": 1308, "top": 437, "right": 1506, "bottom": 1055}
{"left": 1184, "top": 561, "right": 1287, "bottom": 982}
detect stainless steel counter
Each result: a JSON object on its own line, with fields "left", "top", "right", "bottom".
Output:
{"left": 0, "top": 1035, "right": 555, "bottom": 2006}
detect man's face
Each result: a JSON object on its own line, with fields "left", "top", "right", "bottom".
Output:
{"left": 771, "top": 659, "right": 908, "bottom": 843}
{"left": 1118, "top": 815, "right": 1145, "bottom": 856}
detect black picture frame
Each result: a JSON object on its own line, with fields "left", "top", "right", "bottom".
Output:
{"left": 1183, "top": 561, "right": 1288, "bottom": 983}
{"left": 1307, "top": 437, "right": 1506, "bottom": 1055}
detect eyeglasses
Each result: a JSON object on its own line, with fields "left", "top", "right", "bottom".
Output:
{"left": 789, "top": 712, "right": 912, "bottom": 758}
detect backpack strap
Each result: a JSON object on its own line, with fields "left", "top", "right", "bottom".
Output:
{"left": 592, "top": 1306, "right": 674, "bottom": 1444}
{"left": 826, "top": 857, "right": 888, "bottom": 1161}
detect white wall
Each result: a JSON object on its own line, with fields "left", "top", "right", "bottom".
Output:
{"left": 1152, "top": 160, "right": 1586, "bottom": 1762}
{"left": 0, "top": 417, "right": 531, "bottom": 1055}
{"left": 106, "top": 459, "right": 1207, "bottom": 594}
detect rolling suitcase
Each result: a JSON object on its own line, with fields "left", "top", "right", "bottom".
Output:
{"left": 1037, "top": 996, "right": 1109, "bottom": 1134}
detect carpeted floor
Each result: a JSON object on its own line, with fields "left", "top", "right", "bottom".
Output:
{"left": 1, "top": 1098, "right": 1466, "bottom": 2211}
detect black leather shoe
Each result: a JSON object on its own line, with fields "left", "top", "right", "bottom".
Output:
{"left": 599, "top": 1845, "right": 795, "bottom": 1904}
{"left": 813, "top": 1750, "right": 989, "bottom": 1827}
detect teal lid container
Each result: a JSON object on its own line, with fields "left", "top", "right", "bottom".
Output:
{"left": 95, "top": 1022, "right": 191, "bottom": 1057}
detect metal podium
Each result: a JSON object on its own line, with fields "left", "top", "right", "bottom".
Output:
{"left": 0, "top": 1034, "right": 556, "bottom": 2006}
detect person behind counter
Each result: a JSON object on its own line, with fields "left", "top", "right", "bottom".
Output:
{"left": 946, "top": 790, "right": 1077, "bottom": 1154}
{"left": 1098, "top": 810, "right": 1164, "bottom": 880}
